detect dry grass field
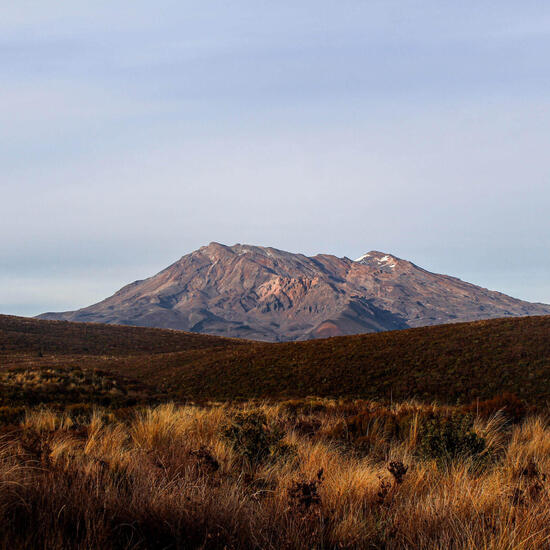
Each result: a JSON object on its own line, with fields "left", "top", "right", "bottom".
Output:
{"left": 1, "top": 399, "right": 550, "bottom": 549}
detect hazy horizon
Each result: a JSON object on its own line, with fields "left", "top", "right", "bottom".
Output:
{"left": 2, "top": 2, "right": 550, "bottom": 316}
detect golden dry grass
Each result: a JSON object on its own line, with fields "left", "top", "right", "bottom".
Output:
{"left": 0, "top": 400, "right": 550, "bottom": 549}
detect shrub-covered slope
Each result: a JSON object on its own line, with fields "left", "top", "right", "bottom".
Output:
{"left": 1, "top": 314, "right": 550, "bottom": 404}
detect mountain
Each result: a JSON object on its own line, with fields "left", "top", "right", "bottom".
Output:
{"left": 38, "top": 242, "right": 550, "bottom": 341}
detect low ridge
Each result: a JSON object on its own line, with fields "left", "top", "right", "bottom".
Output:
{"left": 3, "top": 314, "right": 550, "bottom": 404}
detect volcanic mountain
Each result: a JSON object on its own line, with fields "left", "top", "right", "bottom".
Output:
{"left": 38, "top": 242, "right": 550, "bottom": 341}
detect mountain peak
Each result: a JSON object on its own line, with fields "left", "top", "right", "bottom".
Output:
{"left": 38, "top": 243, "right": 550, "bottom": 341}
{"left": 354, "top": 251, "right": 400, "bottom": 269}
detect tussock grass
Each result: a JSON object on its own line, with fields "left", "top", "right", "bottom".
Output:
{"left": 0, "top": 399, "right": 550, "bottom": 548}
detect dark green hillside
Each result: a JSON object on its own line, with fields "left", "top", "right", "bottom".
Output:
{"left": 1, "top": 314, "right": 550, "bottom": 405}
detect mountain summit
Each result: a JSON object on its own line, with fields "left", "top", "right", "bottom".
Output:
{"left": 38, "top": 242, "right": 550, "bottom": 341}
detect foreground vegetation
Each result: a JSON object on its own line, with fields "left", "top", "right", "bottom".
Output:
{"left": 1, "top": 396, "right": 550, "bottom": 549}
{"left": 2, "top": 315, "right": 550, "bottom": 547}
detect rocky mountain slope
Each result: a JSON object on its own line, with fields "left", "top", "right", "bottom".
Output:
{"left": 38, "top": 242, "right": 550, "bottom": 341}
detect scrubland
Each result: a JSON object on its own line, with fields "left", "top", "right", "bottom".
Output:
{"left": 3, "top": 314, "right": 550, "bottom": 404}
{"left": 1, "top": 396, "right": 550, "bottom": 549}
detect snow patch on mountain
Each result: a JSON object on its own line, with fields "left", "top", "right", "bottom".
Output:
{"left": 355, "top": 253, "right": 372, "bottom": 262}
{"left": 355, "top": 252, "right": 397, "bottom": 269}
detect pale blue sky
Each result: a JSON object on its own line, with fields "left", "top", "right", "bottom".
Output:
{"left": 2, "top": 1, "right": 550, "bottom": 315}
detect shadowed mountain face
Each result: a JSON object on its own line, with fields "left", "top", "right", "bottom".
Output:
{"left": 38, "top": 242, "right": 550, "bottom": 341}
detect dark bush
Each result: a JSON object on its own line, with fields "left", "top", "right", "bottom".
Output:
{"left": 288, "top": 469, "right": 324, "bottom": 511}
{"left": 387, "top": 460, "right": 408, "bottom": 484}
{"left": 223, "top": 412, "right": 291, "bottom": 464}
{"left": 417, "top": 413, "right": 485, "bottom": 461}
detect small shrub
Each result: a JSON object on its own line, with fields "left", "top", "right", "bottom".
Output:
{"left": 223, "top": 412, "right": 290, "bottom": 464}
{"left": 387, "top": 460, "right": 408, "bottom": 484}
{"left": 417, "top": 413, "right": 486, "bottom": 461}
{"left": 288, "top": 469, "right": 324, "bottom": 511}
{"left": 286, "top": 469, "right": 327, "bottom": 547}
